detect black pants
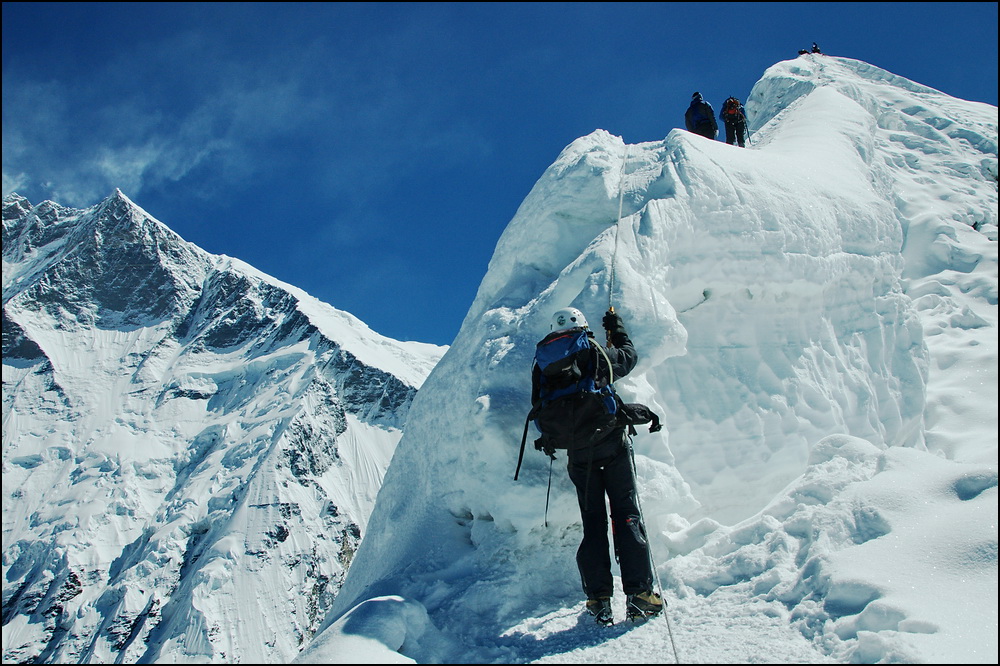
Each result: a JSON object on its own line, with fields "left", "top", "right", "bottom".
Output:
{"left": 693, "top": 122, "right": 716, "bottom": 140}
{"left": 567, "top": 443, "right": 653, "bottom": 599}
{"left": 724, "top": 120, "right": 746, "bottom": 146}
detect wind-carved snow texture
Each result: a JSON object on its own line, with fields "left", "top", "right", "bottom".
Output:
{"left": 306, "top": 56, "right": 996, "bottom": 664}
{"left": 1, "top": 192, "right": 446, "bottom": 664}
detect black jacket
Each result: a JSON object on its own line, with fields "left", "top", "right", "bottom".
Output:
{"left": 531, "top": 328, "right": 638, "bottom": 461}
{"left": 685, "top": 96, "right": 718, "bottom": 134}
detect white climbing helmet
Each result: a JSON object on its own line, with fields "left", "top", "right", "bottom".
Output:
{"left": 550, "top": 307, "right": 589, "bottom": 332}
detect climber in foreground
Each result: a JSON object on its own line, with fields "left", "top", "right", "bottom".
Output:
{"left": 528, "top": 307, "right": 663, "bottom": 625}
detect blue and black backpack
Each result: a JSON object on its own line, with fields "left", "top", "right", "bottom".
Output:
{"left": 690, "top": 102, "right": 712, "bottom": 125}
{"left": 513, "top": 326, "right": 661, "bottom": 480}
{"left": 531, "top": 326, "right": 619, "bottom": 451}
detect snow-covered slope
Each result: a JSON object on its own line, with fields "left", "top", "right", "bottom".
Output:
{"left": 300, "top": 55, "right": 997, "bottom": 664}
{"left": 1, "top": 192, "right": 446, "bottom": 664}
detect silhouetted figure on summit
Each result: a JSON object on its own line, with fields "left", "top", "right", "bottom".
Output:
{"left": 685, "top": 92, "right": 718, "bottom": 140}
{"left": 720, "top": 97, "right": 748, "bottom": 147}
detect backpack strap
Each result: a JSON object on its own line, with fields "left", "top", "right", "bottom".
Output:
{"left": 594, "top": 339, "right": 615, "bottom": 386}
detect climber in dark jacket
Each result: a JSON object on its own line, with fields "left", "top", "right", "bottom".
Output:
{"left": 530, "top": 307, "right": 662, "bottom": 625}
{"left": 685, "top": 92, "right": 718, "bottom": 140}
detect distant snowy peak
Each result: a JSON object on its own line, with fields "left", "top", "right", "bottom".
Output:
{"left": 3, "top": 190, "right": 438, "bottom": 439}
{"left": 4, "top": 190, "right": 204, "bottom": 334}
{"left": 2, "top": 190, "right": 444, "bottom": 395}
{"left": 2, "top": 190, "right": 445, "bottom": 664}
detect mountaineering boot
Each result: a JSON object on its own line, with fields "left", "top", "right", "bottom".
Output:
{"left": 586, "top": 597, "right": 613, "bottom": 626}
{"left": 626, "top": 590, "right": 663, "bottom": 621}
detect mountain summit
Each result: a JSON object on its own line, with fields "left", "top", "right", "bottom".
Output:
{"left": 299, "top": 55, "right": 997, "bottom": 664}
{"left": 2, "top": 191, "right": 445, "bottom": 663}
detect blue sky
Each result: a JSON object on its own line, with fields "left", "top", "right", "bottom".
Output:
{"left": 3, "top": 2, "right": 997, "bottom": 346}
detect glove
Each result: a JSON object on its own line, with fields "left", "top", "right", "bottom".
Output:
{"left": 603, "top": 310, "right": 623, "bottom": 332}
{"left": 534, "top": 437, "right": 557, "bottom": 459}
{"left": 604, "top": 309, "right": 628, "bottom": 341}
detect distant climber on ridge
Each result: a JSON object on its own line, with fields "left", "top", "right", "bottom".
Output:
{"left": 720, "top": 96, "right": 748, "bottom": 147}
{"left": 685, "top": 92, "right": 718, "bottom": 140}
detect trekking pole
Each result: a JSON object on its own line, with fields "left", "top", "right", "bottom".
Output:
{"left": 627, "top": 439, "right": 681, "bottom": 663}
{"left": 543, "top": 456, "right": 554, "bottom": 527}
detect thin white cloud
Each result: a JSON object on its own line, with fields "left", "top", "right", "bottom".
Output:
{"left": 0, "top": 5, "right": 577, "bottom": 217}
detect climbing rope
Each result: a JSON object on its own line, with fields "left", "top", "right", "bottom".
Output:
{"left": 603, "top": 145, "right": 681, "bottom": 659}
{"left": 627, "top": 437, "right": 682, "bottom": 663}
{"left": 608, "top": 143, "right": 630, "bottom": 314}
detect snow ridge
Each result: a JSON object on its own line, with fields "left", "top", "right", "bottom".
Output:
{"left": 304, "top": 56, "right": 996, "bottom": 664}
